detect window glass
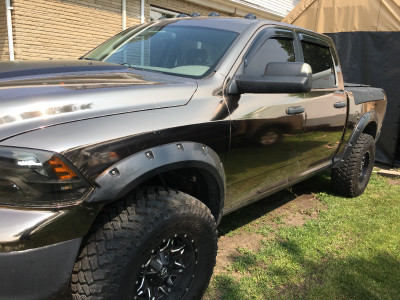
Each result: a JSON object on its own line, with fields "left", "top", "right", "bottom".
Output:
{"left": 84, "top": 24, "right": 239, "bottom": 78}
{"left": 245, "top": 37, "right": 295, "bottom": 76}
{"left": 301, "top": 41, "right": 336, "bottom": 89}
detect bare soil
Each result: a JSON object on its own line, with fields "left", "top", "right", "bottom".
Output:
{"left": 214, "top": 191, "right": 326, "bottom": 276}
{"left": 387, "top": 178, "right": 400, "bottom": 185}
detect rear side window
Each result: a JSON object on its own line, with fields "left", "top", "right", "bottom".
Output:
{"left": 245, "top": 37, "right": 295, "bottom": 76}
{"left": 301, "top": 41, "right": 336, "bottom": 89}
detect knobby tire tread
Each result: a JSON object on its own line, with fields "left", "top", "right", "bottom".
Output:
{"left": 71, "top": 186, "right": 217, "bottom": 300}
{"left": 331, "top": 133, "right": 375, "bottom": 197}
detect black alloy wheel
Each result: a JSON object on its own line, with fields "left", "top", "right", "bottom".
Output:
{"left": 135, "top": 234, "right": 197, "bottom": 299}
{"left": 358, "top": 152, "right": 370, "bottom": 185}
{"left": 71, "top": 187, "right": 217, "bottom": 300}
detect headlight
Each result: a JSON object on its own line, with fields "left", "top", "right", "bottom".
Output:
{"left": 0, "top": 146, "right": 92, "bottom": 207}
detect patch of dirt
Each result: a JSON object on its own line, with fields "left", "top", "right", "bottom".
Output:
{"left": 387, "top": 178, "right": 400, "bottom": 185}
{"left": 214, "top": 232, "right": 264, "bottom": 276}
{"left": 273, "top": 193, "right": 325, "bottom": 227}
{"left": 214, "top": 192, "right": 326, "bottom": 275}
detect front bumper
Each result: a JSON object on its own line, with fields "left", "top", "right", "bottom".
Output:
{"left": 0, "top": 238, "right": 81, "bottom": 299}
{"left": 0, "top": 204, "right": 102, "bottom": 299}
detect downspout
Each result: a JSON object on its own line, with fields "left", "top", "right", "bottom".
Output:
{"left": 5, "top": 0, "right": 14, "bottom": 61}
{"left": 140, "top": 0, "right": 144, "bottom": 23}
{"left": 140, "top": 0, "right": 145, "bottom": 65}
{"left": 122, "top": 0, "right": 126, "bottom": 30}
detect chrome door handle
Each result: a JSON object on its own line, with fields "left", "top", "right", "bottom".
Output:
{"left": 286, "top": 106, "right": 305, "bottom": 115}
{"left": 334, "top": 101, "right": 347, "bottom": 108}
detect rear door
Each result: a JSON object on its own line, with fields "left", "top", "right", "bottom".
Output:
{"left": 295, "top": 33, "right": 347, "bottom": 172}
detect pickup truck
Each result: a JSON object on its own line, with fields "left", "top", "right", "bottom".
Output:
{"left": 0, "top": 17, "right": 386, "bottom": 300}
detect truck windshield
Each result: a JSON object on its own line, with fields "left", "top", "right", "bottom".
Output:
{"left": 83, "top": 22, "right": 240, "bottom": 78}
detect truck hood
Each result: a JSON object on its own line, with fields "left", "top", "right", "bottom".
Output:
{"left": 0, "top": 60, "right": 197, "bottom": 141}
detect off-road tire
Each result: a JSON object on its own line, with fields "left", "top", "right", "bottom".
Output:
{"left": 331, "top": 133, "right": 375, "bottom": 197}
{"left": 71, "top": 186, "right": 218, "bottom": 300}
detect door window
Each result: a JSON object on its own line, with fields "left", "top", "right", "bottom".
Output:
{"left": 245, "top": 37, "right": 295, "bottom": 76}
{"left": 301, "top": 41, "right": 336, "bottom": 89}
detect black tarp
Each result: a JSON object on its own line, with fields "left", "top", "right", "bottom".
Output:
{"left": 283, "top": 0, "right": 400, "bottom": 166}
{"left": 326, "top": 31, "right": 400, "bottom": 165}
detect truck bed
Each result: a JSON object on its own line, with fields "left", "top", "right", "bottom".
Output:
{"left": 345, "top": 83, "right": 386, "bottom": 105}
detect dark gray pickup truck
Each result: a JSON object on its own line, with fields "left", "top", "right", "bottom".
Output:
{"left": 0, "top": 17, "right": 386, "bottom": 300}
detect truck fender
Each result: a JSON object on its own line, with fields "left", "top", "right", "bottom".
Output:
{"left": 333, "top": 111, "right": 378, "bottom": 167}
{"left": 85, "top": 142, "right": 226, "bottom": 208}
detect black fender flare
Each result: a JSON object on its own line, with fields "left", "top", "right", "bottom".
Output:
{"left": 85, "top": 142, "right": 226, "bottom": 214}
{"left": 333, "top": 111, "right": 378, "bottom": 167}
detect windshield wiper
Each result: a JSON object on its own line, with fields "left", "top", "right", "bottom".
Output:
{"left": 79, "top": 57, "right": 99, "bottom": 61}
{"left": 120, "top": 63, "right": 135, "bottom": 68}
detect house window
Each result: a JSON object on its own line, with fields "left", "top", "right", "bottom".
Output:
{"left": 150, "top": 6, "right": 179, "bottom": 21}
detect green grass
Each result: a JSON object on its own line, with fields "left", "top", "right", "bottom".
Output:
{"left": 205, "top": 172, "right": 400, "bottom": 299}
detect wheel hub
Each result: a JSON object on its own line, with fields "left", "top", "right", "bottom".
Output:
{"left": 159, "top": 268, "right": 168, "bottom": 278}
{"left": 134, "top": 234, "right": 196, "bottom": 300}
{"left": 358, "top": 152, "right": 370, "bottom": 183}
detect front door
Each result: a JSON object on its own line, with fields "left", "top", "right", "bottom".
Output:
{"left": 223, "top": 28, "right": 305, "bottom": 211}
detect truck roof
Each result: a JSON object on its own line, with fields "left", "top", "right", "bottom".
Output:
{"left": 152, "top": 16, "right": 302, "bottom": 33}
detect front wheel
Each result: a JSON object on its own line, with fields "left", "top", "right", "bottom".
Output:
{"left": 71, "top": 187, "right": 218, "bottom": 300}
{"left": 331, "top": 133, "right": 375, "bottom": 197}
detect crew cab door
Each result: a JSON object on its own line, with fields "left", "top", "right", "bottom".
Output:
{"left": 295, "top": 33, "right": 347, "bottom": 171}
{"left": 223, "top": 28, "right": 305, "bottom": 211}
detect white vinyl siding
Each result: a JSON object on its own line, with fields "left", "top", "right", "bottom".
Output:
{"left": 230, "top": 0, "right": 301, "bottom": 17}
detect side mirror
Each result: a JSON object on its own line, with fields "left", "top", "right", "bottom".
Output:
{"left": 228, "top": 62, "right": 312, "bottom": 94}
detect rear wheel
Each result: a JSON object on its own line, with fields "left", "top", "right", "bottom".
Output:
{"left": 331, "top": 133, "right": 375, "bottom": 197}
{"left": 71, "top": 187, "right": 217, "bottom": 300}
